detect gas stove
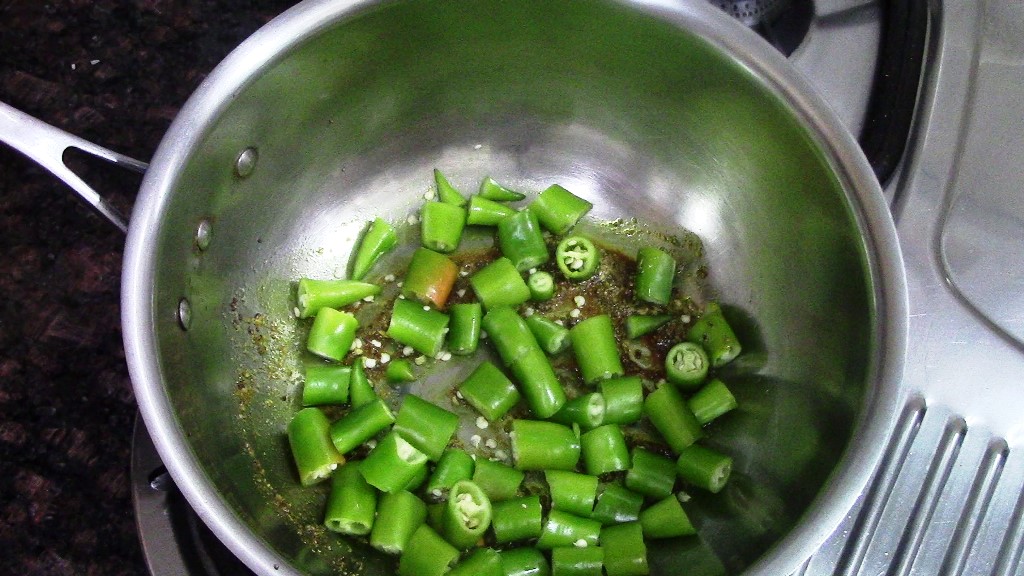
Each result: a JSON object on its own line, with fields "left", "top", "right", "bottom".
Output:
{"left": 127, "top": 1, "right": 1024, "bottom": 575}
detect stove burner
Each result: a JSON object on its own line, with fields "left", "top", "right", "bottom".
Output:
{"left": 709, "top": 0, "right": 813, "bottom": 56}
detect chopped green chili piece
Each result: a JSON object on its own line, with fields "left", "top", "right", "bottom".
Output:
{"left": 545, "top": 470, "right": 599, "bottom": 518}
{"left": 591, "top": 484, "right": 644, "bottom": 526}
{"left": 479, "top": 176, "right": 526, "bottom": 201}
{"left": 527, "top": 270, "right": 556, "bottom": 301}
{"left": 569, "top": 315, "right": 624, "bottom": 384}
{"left": 393, "top": 394, "right": 459, "bottom": 461}
{"left": 426, "top": 448, "right": 475, "bottom": 496}
{"left": 296, "top": 279, "right": 381, "bottom": 318}
{"left": 580, "top": 424, "right": 631, "bottom": 476}
{"left": 551, "top": 546, "right": 604, "bottom": 576}
{"left": 624, "top": 448, "right": 677, "bottom": 500}
{"left": 468, "top": 195, "right": 517, "bottom": 226}
{"left": 556, "top": 236, "right": 600, "bottom": 281}
{"left": 324, "top": 462, "right": 376, "bottom": 536}
{"left": 359, "top": 430, "right": 429, "bottom": 493}
{"left": 301, "top": 364, "right": 351, "bottom": 406}
{"left": 348, "top": 357, "right": 377, "bottom": 408}
{"left": 329, "top": 398, "right": 395, "bottom": 455}
{"left": 529, "top": 184, "right": 592, "bottom": 235}
{"left": 644, "top": 384, "right": 704, "bottom": 454}
{"left": 442, "top": 480, "right": 493, "bottom": 549}
{"left": 287, "top": 407, "right": 345, "bottom": 486}
{"left": 511, "top": 420, "right": 581, "bottom": 471}
{"left": 402, "top": 247, "right": 459, "bottom": 309}
{"left": 472, "top": 458, "right": 525, "bottom": 502}
{"left": 498, "top": 209, "right": 550, "bottom": 272}
{"left": 525, "top": 314, "right": 571, "bottom": 355}
{"left": 482, "top": 307, "right": 567, "bottom": 418}
{"left": 537, "top": 509, "right": 602, "bottom": 549}
{"left": 664, "top": 341, "right": 709, "bottom": 390}
{"left": 402, "top": 462, "right": 430, "bottom": 492}
{"left": 449, "top": 547, "right": 504, "bottom": 576}
{"left": 385, "top": 358, "right": 416, "bottom": 384}
{"left": 624, "top": 314, "right": 673, "bottom": 339}
{"left": 434, "top": 168, "right": 468, "bottom": 206}
{"left": 398, "top": 524, "right": 460, "bottom": 576}
{"left": 386, "top": 298, "right": 450, "bottom": 357}
{"left": 598, "top": 376, "right": 643, "bottom": 425}
{"left": 634, "top": 247, "right": 676, "bottom": 306}
{"left": 471, "top": 257, "right": 532, "bottom": 309}
{"left": 687, "top": 302, "right": 742, "bottom": 367}
{"left": 638, "top": 495, "right": 695, "bottom": 539}
{"left": 500, "top": 547, "right": 552, "bottom": 576}
{"left": 350, "top": 217, "right": 398, "bottom": 281}
{"left": 601, "top": 522, "right": 649, "bottom": 576}
{"left": 688, "top": 378, "right": 738, "bottom": 425}
{"left": 491, "top": 495, "right": 544, "bottom": 543}
{"left": 306, "top": 307, "right": 359, "bottom": 362}
{"left": 448, "top": 302, "right": 482, "bottom": 355}
{"left": 370, "top": 490, "right": 427, "bottom": 554}
{"left": 676, "top": 444, "right": 733, "bottom": 493}
{"left": 459, "top": 361, "right": 522, "bottom": 421}
{"left": 420, "top": 200, "right": 466, "bottom": 253}
{"left": 549, "top": 393, "right": 605, "bottom": 430}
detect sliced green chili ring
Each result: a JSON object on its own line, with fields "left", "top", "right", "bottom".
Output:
{"left": 551, "top": 546, "right": 604, "bottom": 576}
{"left": 393, "top": 394, "right": 459, "bottom": 461}
{"left": 348, "top": 357, "right": 377, "bottom": 408}
{"left": 591, "top": 484, "right": 644, "bottom": 526}
{"left": 500, "top": 547, "right": 552, "bottom": 576}
{"left": 329, "top": 398, "right": 395, "bottom": 455}
{"left": 537, "top": 509, "right": 602, "bottom": 549}
{"left": 472, "top": 457, "right": 525, "bottom": 502}
{"left": 624, "top": 314, "right": 673, "bottom": 339}
{"left": 306, "top": 307, "right": 359, "bottom": 362}
{"left": 287, "top": 407, "right": 345, "bottom": 486}
{"left": 420, "top": 200, "right": 466, "bottom": 253}
{"left": 545, "top": 470, "right": 599, "bottom": 518}
{"left": 449, "top": 547, "right": 504, "bottom": 576}
{"left": 459, "top": 361, "right": 522, "bottom": 422}
{"left": 529, "top": 184, "right": 593, "bottom": 235}
{"left": 676, "top": 444, "right": 733, "bottom": 493}
{"left": 470, "top": 257, "right": 532, "bottom": 309}
{"left": 301, "top": 364, "right": 351, "bottom": 406}
{"left": 426, "top": 448, "right": 475, "bottom": 496}
{"left": 624, "top": 448, "right": 677, "bottom": 500}
{"left": 359, "top": 430, "right": 429, "bottom": 493}
{"left": 491, "top": 495, "right": 544, "bottom": 543}
{"left": 643, "top": 384, "right": 704, "bottom": 454}
{"left": 324, "top": 462, "right": 376, "bottom": 535}
{"left": 555, "top": 236, "right": 600, "bottom": 281}
{"left": 634, "top": 247, "right": 676, "bottom": 306}
{"left": 398, "top": 524, "right": 460, "bottom": 576}
{"left": 598, "top": 376, "right": 643, "bottom": 425}
{"left": 549, "top": 393, "right": 605, "bottom": 431}
{"left": 511, "top": 419, "right": 581, "bottom": 471}
{"left": 664, "top": 341, "right": 709, "bottom": 390}
{"left": 296, "top": 279, "right": 381, "bottom": 319}
{"left": 498, "top": 209, "right": 550, "bottom": 272}
{"left": 386, "top": 298, "right": 450, "bottom": 358}
{"left": 525, "top": 314, "right": 571, "bottom": 355}
{"left": 468, "top": 194, "right": 517, "bottom": 226}
{"left": 448, "top": 302, "right": 482, "bottom": 355}
{"left": 580, "top": 424, "right": 631, "bottom": 476}
{"left": 638, "top": 495, "right": 695, "bottom": 539}
{"left": 402, "top": 247, "right": 459, "bottom": 309}
{"left": 385, "top": 358, "right": 416, "bottom": 384}
{"left": 443, "top": 480, "right": 493, "bottom": 549}
{"left": 601, "top": 522, "right": 648, "bottom": 576}
{"left": 687, "top": 301, "right": 742, "bottom": 367}
{"left": 433, "top": 168, "right": 468, "bottom": 206}
{"left": 527, "top": 270, "right": 556, "bottom": 301}
{"left": 482, "top": 307, "right": 567, "bottom": 418}
{"left": 350, "top": 217, "right": 398, "bottom": 281}
{"left": 569, "top": 314, "right": 624, "bottom": 384}
{"left": 370, "top": 490, "right": 428, "bottom": 554}
{"left": 479, "top": 176, "right": 526, "bottom": 202}
{"left": 688, "top": 378, "right": 738, "bottom": 425}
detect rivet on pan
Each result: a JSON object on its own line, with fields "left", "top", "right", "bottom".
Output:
{"left": 235, "top": 147, "right": 258, "bottom": 178}
{"left": 195, "top": 219, "right": 212, "bottom": 251}
{"left": 177, "top": 298, "right": 192, "bottom": 330}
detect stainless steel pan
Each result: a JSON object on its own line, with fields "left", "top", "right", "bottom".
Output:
{"left": 0, "top": 0, "right": 907, "bottom": 574}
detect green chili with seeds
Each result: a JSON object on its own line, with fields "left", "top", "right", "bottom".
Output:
{"left": 556, "top": 236, "right": 600, "bottom": 281}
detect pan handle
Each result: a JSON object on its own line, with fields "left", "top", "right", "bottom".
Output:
{"left": 0, "top": 101, "right": 148, "bottom": 234}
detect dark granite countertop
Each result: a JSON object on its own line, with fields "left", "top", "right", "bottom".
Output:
{"left": 0, "top": 3, "right": 297, "bottom": 574}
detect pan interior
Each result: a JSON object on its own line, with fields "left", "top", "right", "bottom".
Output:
{"left": 145, "top": 0, "right": 874, "bottom": 573}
